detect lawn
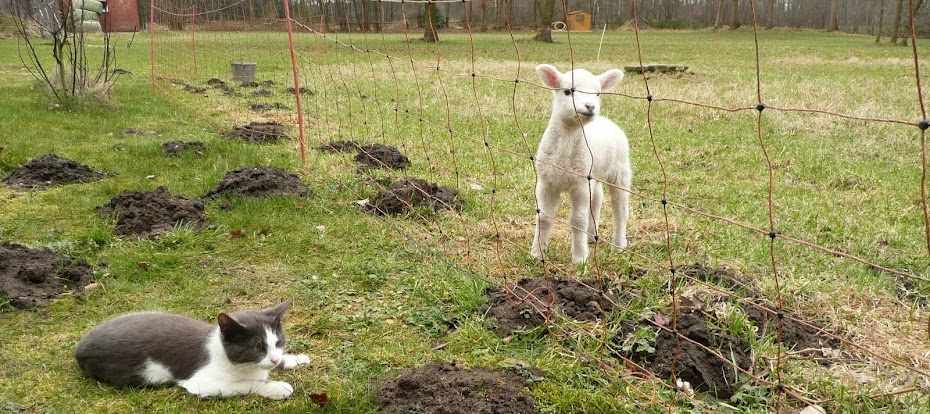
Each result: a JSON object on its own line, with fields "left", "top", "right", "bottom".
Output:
{"left": 1, "top": 26, "right": 929, "bottom": 413}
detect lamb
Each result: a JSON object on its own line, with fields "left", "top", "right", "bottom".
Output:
{"left": 530, "top": 64, "right": 632, "bottom": 264}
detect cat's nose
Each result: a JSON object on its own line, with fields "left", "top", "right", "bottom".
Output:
{"left": 270, "top": 356, "right": 280, "bottom": 365}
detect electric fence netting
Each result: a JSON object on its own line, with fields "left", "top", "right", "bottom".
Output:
{"left": 149, "top": 0, "right": 930, "bottom": 411}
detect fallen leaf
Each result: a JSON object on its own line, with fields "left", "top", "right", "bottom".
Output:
{"left": 228, "top": 229, "right": 246, "bottom": 239}
{"left": 355, "top": 198, "right": 369, "bottom": 207}
{"left": 257, "top": 227, "right": 270, "bottom": 236}
{"left": 678, "top": 295, "right": 705, "bottom": 314}
{"left": 315, "top": 225, "right": 326, "bottom": 233}
{"left": 654, "top": 312, "right": 670, "bottom": 327}
{"left": 83, "top": 282, "right": 100, "bottom": 291}
{"left": 136, "top": 262, "right": 151, "bottom": 271}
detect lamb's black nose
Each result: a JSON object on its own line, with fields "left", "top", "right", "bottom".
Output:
{"left": 584, "top": 103, "right": 595, "bottom": 112}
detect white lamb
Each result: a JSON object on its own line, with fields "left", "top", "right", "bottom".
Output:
{"left": 530, "top": 64, "right": 632, "bottom": 264}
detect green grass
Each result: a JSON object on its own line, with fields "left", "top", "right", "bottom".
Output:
{"left": 2, "top": 27, "right": 930, "bottom": 413}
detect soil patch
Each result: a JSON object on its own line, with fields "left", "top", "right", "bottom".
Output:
{"left": 743, "top": 304, "right": 839, "bottom": 351}
{"left": 204, "top": 166, "right": 310, "bottom": 199}
{"left": 285, "top": 86, "right": 312, "bottom": 94}
{"left": 240, "top": 81, "right": 259, "bottom": 88}
{"left": 122, "top": 128, "right": 158, "bottom": 137}
{"left": 249, "top": 102, "right": 289, "bottom": 112}
{"left": 225, "top": 122, "right": 287, "bottom": 143}
{"left": 678, "top": 263, "right": 747, "bottom": 292}
{"left": 316, "top": 140, "right": 360, "bottom": 153}
{"left": 3, "top": 154, "right": 105, "bottom": 189}
{"left": 162, "top": 141, "right": 205, "bottom": 157}
{"left": 0, "top": 242, "right": 93, "bottom": 309}
{"left": 379, "top": 363, "right": 534, "bottom": 414}
{"left": 206, "top": 77, "right": 225, "bottom": 86}
{"left": 617, "top": 313, "right": 751, "bottom": 400}
{"left": 355, "top": 144, "right": 410, "bottom": 170}
{"left": 182, "top": 84, "right": 206, "bottom": 93}
{"left": 482, "top": 278, "right": 617, "bottom": 336}
{"left": 250, "top": 89, "right": 272, "bottom": 97}
{"left": 365, "top": 177, "right": 460, "bottom": 216}
{"left": 97, "top": 186, "right": 206, "bottom": 237}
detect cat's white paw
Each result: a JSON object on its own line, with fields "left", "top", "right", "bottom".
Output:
{"left": 281, "top": 354, "right": 310, "bottom": 369}
{"left": 257, "top": 380, "right": 294, "bottom": 400}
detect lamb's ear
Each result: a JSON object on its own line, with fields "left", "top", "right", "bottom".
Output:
{"left": 536, "top": 64, "right": 563, "bottom": 89}
{"left": 598, "top": 69, "right": 624, "bottom": 92}
{"left": 264, "top": 300, "right": 292, "bottom": 323}
{"left": 217, "top": 313, "right": 245, "bottom": 336}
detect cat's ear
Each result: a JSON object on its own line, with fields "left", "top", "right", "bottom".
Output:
{"left": 264, "top": 300, "right": 292, "bottom": 324}
{"left": 217, "top": 312, "right": 245, "bottom": 336}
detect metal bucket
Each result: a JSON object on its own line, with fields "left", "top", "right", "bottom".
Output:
{"left": 230, "top": 61, "right": 257, "bottom": 82}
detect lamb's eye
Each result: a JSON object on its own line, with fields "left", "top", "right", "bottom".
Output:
{"left": 563, "top": 89, "right": 572, "bottom": 96}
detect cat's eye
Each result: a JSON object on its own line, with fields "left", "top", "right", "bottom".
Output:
{"left": 563, "top": 89, "right": 572, "bottom": 96}
{"left": 252, "top": 344, "right": 263, "bottom": 353}
{"left": 275, "top": 340, "right": 283, "bottom": 347}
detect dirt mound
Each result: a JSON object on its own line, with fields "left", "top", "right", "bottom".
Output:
{"left": 678, "top": 263, "right": 746, "bottom": 292}
{"left": 182, "top": 84, "right": 206, "bottom": 93}
{"left": 618, "top": 313, "right": 751, "bottom": 400}
{"left": 204, "top": 166, "right": 310, "bottom": 199}
{"left": 366, "top": 177, "right": 460, "bottom": 216}
{"left": 225, "top": 122, "right": 288, "bottom": 143}
{"left": 316, "top": 140, "right": 360, "bottom": 153}
{"left": 206, "top": 77, "right": 225, "bottom": 86}
{"left": 162, "top": 141, "right": 205, "bottom": 156}
{"left": 248, "top": 102, "right": 289, "bottom": 112}
{"left": 3, "top": 154, "right": 105, "bottom": 189}
{"left": 0, "top": 242, "right": 94, "bottom": 309}
{"left": 743, "top": 304, "right": 839, "bottom": 351}
{"left": 285, "top": 86, "right": 312, "bottom": 94}
{"left": 482, "top": 278, "right": 616, "bottom": 336}
{"left": 97, "top": 186, "right": 206, "bottom": 237}
{"left": 240, "top": 81, "right": 259, "bottom": 88}
{"left": 250, "top": 89, "right": 272, "bottom": 97}
{"left": 355, "top": 144, "right": 410, "bottom": 170}
{"left": 379, "top": 363, "right": 534, "bottom": 414}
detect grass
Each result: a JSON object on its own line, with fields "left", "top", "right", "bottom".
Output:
{"left": 1, "top": 26, "right": 930, "bottom": 413}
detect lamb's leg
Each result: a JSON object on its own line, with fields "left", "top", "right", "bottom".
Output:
{"left": 569, "top": 189, "right": 591, "bottom": 264}
{"left": 587, "top": 181, "right": 604, "bottom": 243}
{"left": 531, "top": 183, "right": 560, "bottom": 260}
{"left": 609, "top": 173, "right": 631, "bottom": 250}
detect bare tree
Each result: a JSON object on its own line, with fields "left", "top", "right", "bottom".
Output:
{"left": 827, "top": 0, "right": 839, "bottom": 31}
{"left": 423, "top": 2, "right": 439, "bottom": 42}
{"left": 899, "top": 0, "right": 925, "bottom": 45}
{"left": 11, "top": 0, "right": 120, "bottom": 104}
{"left": 534, "top": 0, "right": 555, "bottom": 43}
{"left": 714, "top": 0, "right": 724, "bottom": 28}
{"left": 729, "top": 0, "right": 740, "bottom": 29}
{"left": 890, "top": 0, "right": 904, "bottom": 43}
{"left": 875, "top": 0, "right": 886, "bottom": 42}
{"left": 765, "top": 0, "right": 776, "bottom": 29}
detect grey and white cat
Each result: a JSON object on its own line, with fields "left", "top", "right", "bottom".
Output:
{"left": 75, "top": 300, "right": 309, "bottom": 399}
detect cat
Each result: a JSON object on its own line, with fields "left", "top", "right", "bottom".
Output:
{"left": 75, "top": 300, "right": 309, "bottom": 399}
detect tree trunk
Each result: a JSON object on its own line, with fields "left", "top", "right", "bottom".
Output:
{"left": 875, "top": 0, "right": 886, "bottom": 42}
{"left": 901, "top": 0, "right": 925, "bottom": 45}
{"left": 729, "top": 0, "right": 740, "bottom": 29}
{"left": 535, "top": 0, "right": 554, "bottom": 42}
{"left": 890, "top": 0, "right": 904, "bottom": 43}
{"left": 714, "top": 0, "right": 723, "bottom": 28}
{"left": 423, "top": 3, "right": 439, "bottom": 42}
{"left": 765, "top": 0, "right": 775, "bottom": 29}
{"left": 358, "top": 0, "right": 369, "bottom": 32}
{"left": 480, "top": 0, "right": 488, "bottom": 32}
{"left": 826, "top": 0, "right": 839, "bottom": 31}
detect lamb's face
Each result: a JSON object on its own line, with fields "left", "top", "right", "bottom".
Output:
{"left": 536, "top": 64, "right": 624, "bottom": 126}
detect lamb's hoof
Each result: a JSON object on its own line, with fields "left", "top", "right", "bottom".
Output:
{"left": 612, "top": 238, "right": 629, "bottom": 251}
{"left": 530, "top": 246, "right": 544, "bottom": 260}
{"left": 572, "top": 254, "right": 589, "bottom": 264}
